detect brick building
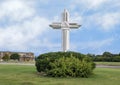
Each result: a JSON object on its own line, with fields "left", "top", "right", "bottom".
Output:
{"left": 0, "top": 51, "right": 34, "bottom": 61}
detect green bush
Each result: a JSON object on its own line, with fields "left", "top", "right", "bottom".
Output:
{"left": 47, "top": 56, "right": 93, "bottom": 77}
{"left": 2, "top": 54, "right": 10, "bottom": 61}
{"left": 93, "top": 52, "right": 120, "bottom": 62}
{"left": 93, "top": 55, "right": 120, "bottom": 62}
{"left": 10, "top": 53, "right": 20, "bottom": 61}
{"left": 35, "top": 51, "right": 95, "bottom": 78}
{"left": 36, "top": 51, "right": 85, "bottom": 72}
{"left": 112, "top": 56, "right": 120, "bottom": 62}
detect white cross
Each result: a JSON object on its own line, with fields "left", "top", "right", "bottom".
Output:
{"left": 49, "top": 9, "right": 81, "bottom": 52}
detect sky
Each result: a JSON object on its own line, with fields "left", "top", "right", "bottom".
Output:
{"left": 0, "top": 0, "right": 120, "bottom": 56}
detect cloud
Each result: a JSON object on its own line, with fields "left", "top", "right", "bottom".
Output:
{"left": 70, "top": 0, "right": 108, "bottom": 11}
{"left": 0, "top": 0, "right": 51, "bottom": 53}
{"left": 71, "top": 0, "right": 120, "bottom": 10}
{"left": 69, "top": 0, "right": 120, "bottom": 31}
{"left": 71, "top": 38, "right": 114, "bottom": 51}
{"left": 0, "top": 16, "right": 50, "bottom": 50}
{"left": 82, "top": 0, "right": 107, "bottom": 9}
{"left": 70, "top": 12, "right": 83, "bottom": 24}
{"left": 86, "top": 12, "right": 120, "bottom": 31}
{"left": 97, "top": 13, "right": 120, "bottom": 30}
{"left": 74, "top": 11, "right": 120, "bottom": 31}
{"left": 0, "top": 0, "right": 35, "bottom": 22}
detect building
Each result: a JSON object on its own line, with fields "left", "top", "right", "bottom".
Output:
{"left": 0, "top": 51, "right": 34, "bottom": 61}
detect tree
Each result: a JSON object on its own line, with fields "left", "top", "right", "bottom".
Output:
{"left": 102, "top": 52, "right": 113, "bottom": 57}
{"left": 10, "top": 53, "right": 20, "bottom": 61}
{"left": 2, "top": 54, "right": 10, "bottom": 61}
{"left": 87, "top": 53, "right": 95, "bottom": 58}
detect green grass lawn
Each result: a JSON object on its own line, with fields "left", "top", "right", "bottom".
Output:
{"left": 95, "top": 62, "right": 120, "bottom": 66}
{"left": 0, "top": 64, "right": 120, "bottom": 85}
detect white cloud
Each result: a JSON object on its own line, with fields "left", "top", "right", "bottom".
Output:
{"left": 70, "top": 0, "right": 108, "bottom": 10}
{"left": 71, "top": 38, "right": 114, "bottom": 50}
{"left": 82, "top": 0, "right": 107, "bottom": 9}
{"left": 0, "top": 0, "right": 51, "bottom": 53}
{"left": 0, "top": 0, "right": 35, "bottom": 22}
{"left": 72, "top": 0, "right": 120, "bottom": 10}
{"left": 81, "top": 12, "right": 120, "bottom": 31}
{"left": 97, "top": 13, "right": 120, "bottom": 30}
{"left": 70, "top": 12, "right": 83, "bottom": 23}
{"left": 0, "top": 16, "right": 50, "bottom": 50}
{"left": 90, "top": 13, "right": 120, "bottom": 31}
{"left": 69, "top": 0, "right": 120, "bottom": 31}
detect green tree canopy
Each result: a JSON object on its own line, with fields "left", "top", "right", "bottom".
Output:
{"left": 102, "top": 52, "right": 113, "bottom": 57}
{"left": 2, "top": 54, "right": 10, "bottom": 61}
{"left": 10, "top": 53, "right": 20, "bottom": 60}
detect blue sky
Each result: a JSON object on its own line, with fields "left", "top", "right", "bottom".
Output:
{"left": 0, "top": 0, "right": 120, "bottom": 56}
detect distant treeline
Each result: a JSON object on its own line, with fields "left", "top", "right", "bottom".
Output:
{"left": 87, "top": 52, "right": 120, "bottom": 62}
{"left": 36, "top": 51, "right": 120, "bottom": 62}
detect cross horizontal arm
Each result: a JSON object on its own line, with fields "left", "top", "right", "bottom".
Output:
{"left": 49, "top": 22, "right": 61, "bottom": 29}
{"left": 49, "top": 22, "right": 81, "bottom": 29}
{"left": 69, "top": 23, "right": 81, "bottom": 29}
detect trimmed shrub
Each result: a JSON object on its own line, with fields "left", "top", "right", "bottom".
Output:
{"left": 47, "top": 56, "right": 93, "bottom": 77}
{"left": 35, "top": 51, "right": 95, "bottom": 78}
